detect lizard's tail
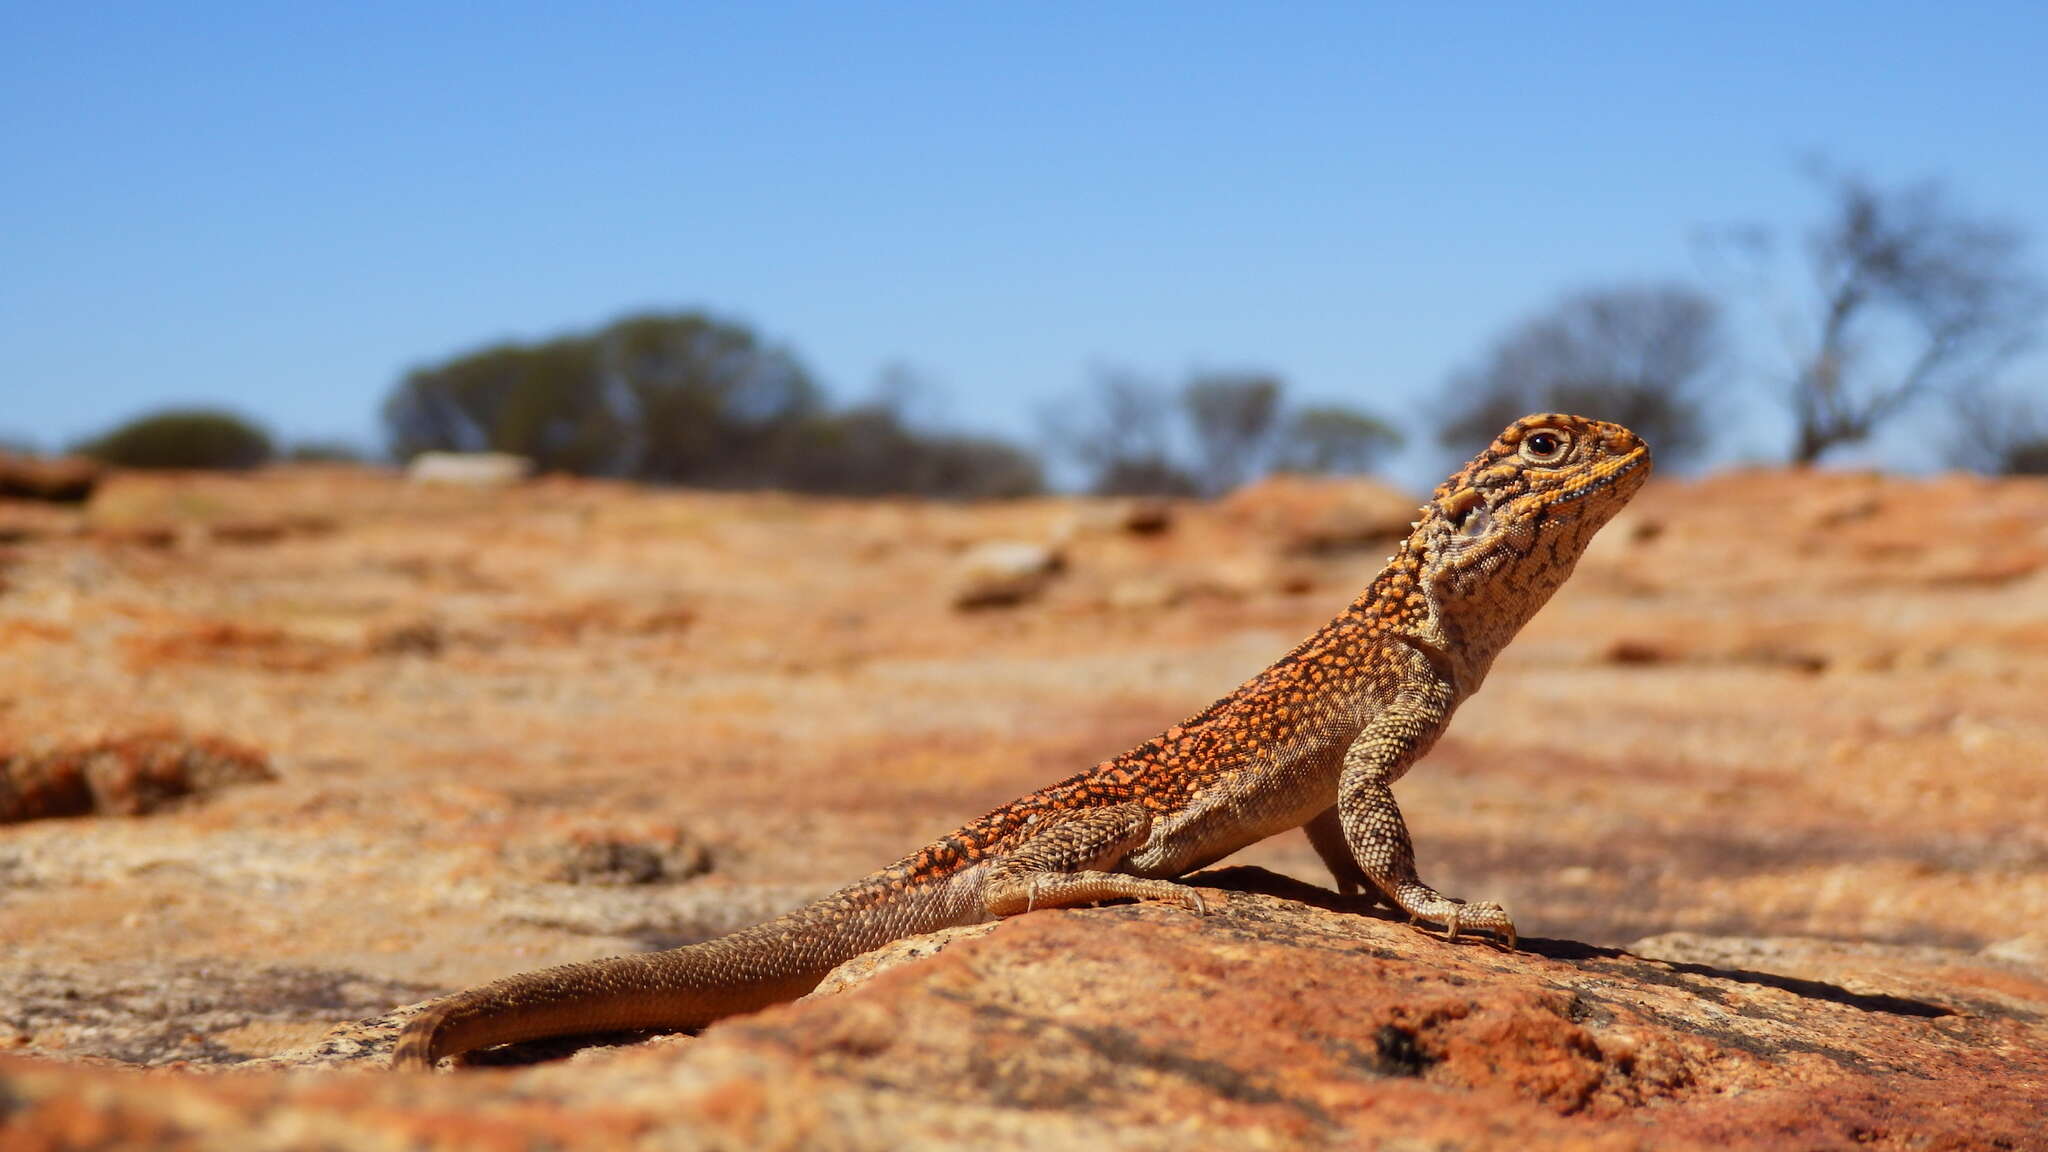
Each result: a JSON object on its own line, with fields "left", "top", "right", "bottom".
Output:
{"left": 389, "top": 867, "right": 972, "bottom": 1071}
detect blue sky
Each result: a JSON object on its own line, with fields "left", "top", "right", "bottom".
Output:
{"left": 4, "top": 3, "right": 2045, "bottom": 478}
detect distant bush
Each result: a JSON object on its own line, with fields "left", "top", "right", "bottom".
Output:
{"left": 1948, "top": 384, "right": 2048, "bottom": 476}
{"left": 383, "top": 312, "right": 822, "bottom": 482}
{"left": 283, "top": 440, "right": 368, "bottom": 464}
{"left": 778, "top": 406, "right": 1044, "bottom": 499}
{"left": 1089, "top": 456, "right": 1203, "bottom": 498}
{"left": 385, "top": 311, "right": 1045, "bottom": 499}
{"left": 1044, "top": 367, "right": 1401, "bottom": 497}
{"left": 1274, "top": 406, "right": 1404, "bottom": 475}
{"left": 904, "top": 433, "right": 1045, "bottom": 500}
{"left": 77, "top": 409, "right": 274, "bottom": 471}
{"left": 2006, "top": 440, "right": 2048, "bottom": 475}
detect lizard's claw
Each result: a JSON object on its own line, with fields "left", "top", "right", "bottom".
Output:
{"left": 1448, "top": 901, "right": 1516, "bottom": 951}
{"left": 1396, "top": 891, "right": 1517, "bottom": 950}
{"left": 1119, "top": 877, "right": 1207, "bottom": 915}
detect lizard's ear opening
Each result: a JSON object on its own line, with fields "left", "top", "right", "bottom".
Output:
{"left": 1457, "top": 503, "right": 1493, "bottom": 539}
{"left": 1439, "top": 486, "right": 1481, "bottom": 531}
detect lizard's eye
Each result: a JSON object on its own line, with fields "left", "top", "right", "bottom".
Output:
{"left": 1519, "top": 429, "right": 1570, "bottom": 465}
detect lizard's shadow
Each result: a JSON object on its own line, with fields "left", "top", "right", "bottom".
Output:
{"left": 455, "top": 863, "right": 1950, "bottom": 1068}
{"left": 457, "top": 1029, "right": 667, "bottom": 1068}
{"left": 1191, "top": 865, "right": 1953, "bottom": 1020}
{"left": 1528, "top": 936, "right": 1954, "bottom": 1018}
{"left": 1187, "top": 864, "right": 1392, "bottom": 917}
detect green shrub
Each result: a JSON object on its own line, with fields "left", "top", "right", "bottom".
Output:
{"left": 78, "top": 409, "right": 274, "bottom": 471}
{"left": 284, "top": 440, "right": 367, "bottom": 464}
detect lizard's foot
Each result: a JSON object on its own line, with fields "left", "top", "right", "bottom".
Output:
{"left": 985, "top": 871, "right": 1207, "bottom": 918}
{"left": 1392, "top": 887, "right": 1517, "bottom": 950}
{"left": 1150, "top": 881, "right": 1209, "bottom": 915}
{"left": 1441, "top": 900, "right": 1516, "bottom": 950}
{"left": 980, "top": 803, "right": 1208, "bottom": 918}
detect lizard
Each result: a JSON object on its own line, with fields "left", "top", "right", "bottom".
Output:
{"left": 391, "top": 412, "right": 1651, "bottom": 1071}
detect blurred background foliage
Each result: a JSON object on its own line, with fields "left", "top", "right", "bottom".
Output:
{"left": 76, "top": 410, "right": 275, "bottom": 472}
{"left": 51, "top": 169, "right": 2048, "bottom": 491}
{"left": 381, "top": 311, "right": 1043, "bottom": 498}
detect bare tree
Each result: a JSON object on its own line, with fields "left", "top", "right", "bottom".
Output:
{"left": 1182, "top": 371, "right": 1283, "bottom": 494}
{"left": 1048, "top": 365, "right": 1404, "bottom": 495}
{"left": 1775, "top": 172, "right": 2044, "bottom": 463}
{"left": 1274, "top": 405, "right": 1403, "bottom": 474}
{"left": 1439, "top": 284, "right": 1723, "bottom": 468}
{"left": 1948, "top": 382, "right": 2048, "bottom": 476}
{"left": 1042, "top": 367, "right": 1199, "bottom": 496}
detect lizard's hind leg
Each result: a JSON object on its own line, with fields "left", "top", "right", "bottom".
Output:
{"left": 980, "top": 803, "right": 1208, "bottom": 918}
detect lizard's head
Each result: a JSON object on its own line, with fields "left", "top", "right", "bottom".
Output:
{"left": 1414, "top": 413, "right": 1652, "bottom": 604}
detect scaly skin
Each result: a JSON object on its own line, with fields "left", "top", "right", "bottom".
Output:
{"left": 391, "top": 412, "right": 1651, "bottom": 1071}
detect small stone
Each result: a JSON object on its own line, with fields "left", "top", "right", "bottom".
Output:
{"left": 0, "top": 732, "right": 275, "bottom": 823}
{"left": 1104, "top": 577, "right": 1182, "bottom": 612}
{"left": 512, "top": 820, "right": 713, "bottom": 886}
{"left": 405, "top": 452, "right": 532, "bottom": 487}
{"left": 1604, "top": 638, "right": 1674, "bottom": 665}
{"left": 0, "top": 451, "right": 101, "bottom": 503}
{"left": 951, "top": 541, "right": 1066, "bottom": 610}
{"left": 1114, "top": 499, "right": 1174, "bottom": 536}
{"left": 1219, "top": 474, "right": 1419, "bottom": 555}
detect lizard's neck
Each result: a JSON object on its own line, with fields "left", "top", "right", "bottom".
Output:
{"left": 1339, "top": 528, "right": 1522, "bottom": 700}
{"left": 1388, "top": 515, "right": 1601, "bottom": 698}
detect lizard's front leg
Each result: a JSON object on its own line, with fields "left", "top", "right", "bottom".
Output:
{"left": 1303, "top": 806, "right": 1384, "bottom": 908}
{"left": 1338, "top": 702, "right": 1517, "bottom": 948}
{"left": 980, "top": 802, "right": 1208, "bottom": 917}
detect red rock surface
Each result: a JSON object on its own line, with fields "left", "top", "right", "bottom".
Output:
{"left": 0, "top": 452, "right": 100, "bottom": 504}
{"left": 0, "top": 731, "right": 274, "bottom": 822}
{"left": 1, "top": 464, "right": 2045, "bottom": 1148}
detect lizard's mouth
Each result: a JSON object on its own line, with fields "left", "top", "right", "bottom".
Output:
{"left": 1436, "top": 447, "right": 1649, "bottom": 540}
{"left": 1545, "top": 447, "right": 1651, "bottom": 509}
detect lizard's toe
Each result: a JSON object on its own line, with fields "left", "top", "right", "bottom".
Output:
{"left": 1456, "top": 900, "right": 1516, "bottom": 949}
